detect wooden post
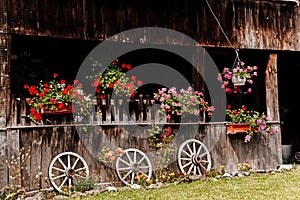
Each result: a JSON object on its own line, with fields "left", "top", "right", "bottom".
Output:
{"left": 265, "top": 53, "right": 282, "bottom": 164}
{"left": 138, "top": 94, "right": 143, "bottom": 123}
{"left": 265, "top": 54, "right": 280, "bottom": 122}
{"left": 20, "top": 98, "right": 27, "bottom": 126}
{"left": 145, "top": 95, "right": 151, "bottom": 123}
{"left": 105, "top": 95, "right": 111, "bottom": 123}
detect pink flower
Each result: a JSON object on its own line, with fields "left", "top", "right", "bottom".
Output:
{"left": 245, "top": 135, "right": 251, "bottom": 142}
{"left": 190, "top": 97, "right": 196, "bottom": 102}
{"left": 218, "top": 74, "right": 222, "bottom": 81}
{"left": 159, "top": 97, "right": 165, "bottom": 102}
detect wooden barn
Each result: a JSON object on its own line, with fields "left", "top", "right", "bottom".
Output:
{"left": 0, "top": 0, "right": 299, "bottom": 193}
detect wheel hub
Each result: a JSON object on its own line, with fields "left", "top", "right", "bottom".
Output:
{"left": 131, "top": 163, "right": 140, "bottom": 173}
{"left": 66, "top": 168, "right": 75, "bottom": 177}
{"left": 192, "top": 155, "right": 202, "bottom": 165}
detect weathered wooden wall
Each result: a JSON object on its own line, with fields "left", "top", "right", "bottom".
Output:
{"left": 0, "top": 0, "right": 288, "bottom": 192}
{"left": 5, "top": 0, "right": 300, "bottom": 50}
{"left": 2, "top": 122, "right": 281, "bottom": 191}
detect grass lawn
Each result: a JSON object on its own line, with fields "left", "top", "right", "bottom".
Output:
{"left": 71, "top": 166, "right": 300, "bottom": 200}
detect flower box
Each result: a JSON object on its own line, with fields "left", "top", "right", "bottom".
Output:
{"left": 43, "top": 104, "right": 73, "bottom": 115}
{"left": 226, "top": 123, "right": 250, "bottom": 134}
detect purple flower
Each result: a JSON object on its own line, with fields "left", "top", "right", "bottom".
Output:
{"left": 245, "top": 135, "right": 251, "bottom": 142}
{"left": 190, "top": 96, "right": 196, "bottom": 102}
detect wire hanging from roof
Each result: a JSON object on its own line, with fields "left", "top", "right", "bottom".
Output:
{"left": 204, "top": 0, "right": 241, "bottom": 63}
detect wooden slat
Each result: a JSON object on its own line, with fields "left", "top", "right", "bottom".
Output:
{"left": 138, "top": 94, "right": 143, "bottom": 123}
{"left": 6, "top": 130, "right": 20, "bottom": 186}
{"left": 0, "top": 131, "right": 8, "bottom": 188}
{"left": 5, "top": 0, "right": 300, "bottom": 50}
{"left": 0, "top": 122, "right": 283, "bottom": 190}
{"left": 105, "top": 95, "right": 111, "bottom": 123}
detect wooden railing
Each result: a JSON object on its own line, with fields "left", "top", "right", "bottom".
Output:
{"left": 9, "top": 95, "right": 207, "bottom": 127}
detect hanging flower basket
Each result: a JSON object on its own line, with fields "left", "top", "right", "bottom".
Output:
{"left": 226, "top": 123, "right": 250, "bottom": 134}
{"left": 217, "top": 61, "right": 258, "bottom": 94}
{"left": 231, "top": 74, "right": 246, "bottom": 86}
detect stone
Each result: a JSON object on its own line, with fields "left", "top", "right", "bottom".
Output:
{"left": 106, "top": 186, "right": 118, "bottom": 191}
{"left": 130, "top": 184, "right": 141, "bottom": 189}
{"left": 278, "top": 164, "right": 293, "bottom": 171}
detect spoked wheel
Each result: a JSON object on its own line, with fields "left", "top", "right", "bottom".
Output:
{"left": 48, "top": 152, "right": 89, "bottom": 194}
{"left": 177, "top": 139, "right": 212, "bottom": 176}
{"left": 115, "top": 148, "right": 152, "bottom": 186}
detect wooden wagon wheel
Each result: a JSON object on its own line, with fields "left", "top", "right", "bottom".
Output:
{"left": 177, "top": 139, "right": 212, "bottom": 176}
{"left": 48, "top": 152, "right": 89, "bottom": 194}
{"left": 115, "top": 148, "right": 152, "bottom": 186}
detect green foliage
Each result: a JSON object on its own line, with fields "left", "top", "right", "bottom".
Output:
{"left": 98, "top": 146, "right": 124, "bottom": 166}
{"left": 74, "top": 168, "right": 300, "bottom": 200}
{"left": 148, "top": 123, "right": 177, "bottom": 184}
{"left": 148, "top": 123, "right": 175, "bottom": 148}
{"left": 89, "top": 59, "right": 142, "bottom": 99}
{"left": 237, "top": 162, "right": 253, "bottom": 173}
{"left": 1, "top": 148, "right": 31, "bottom": 200}
{"left": 24, "top": 73, "right": 93, "bottom": 123}
{"left": 153, "top": 87, "right": 214, "bottom": 121}
{"left": 226, "top": 104, "right": 279, "bottom": 142}
{"left": 218, "top": 61, "right": 258, "bottom": 94}
{"left": 72, "top": 176, "right": 95, "bottom": 193}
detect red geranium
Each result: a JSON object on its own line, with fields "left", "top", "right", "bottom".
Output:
{"left": 91, "top": 59, "right": 143, "bottom": 99}
{"left": 24, "top": 73, "right": 91, "bottom": 123}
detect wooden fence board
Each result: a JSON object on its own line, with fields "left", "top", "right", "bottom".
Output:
{"left": 0, "top": 122, "right": 282, "bottom": 190}
{"left": 6, "top": 129, "right": 20, "bottom": 187}
{"left": 2, "top": 95, "right": 283, "bottom": 190}
{"left": 0, "top": 131, "right": 8, "bottom": 188}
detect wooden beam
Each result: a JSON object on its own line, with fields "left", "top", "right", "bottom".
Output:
{"left": 265, "top": 54, "right": 280, "bottom": 122}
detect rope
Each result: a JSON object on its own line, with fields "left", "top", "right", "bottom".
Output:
{"left": 205, "top": 0, "right": 241, "bottom": 67}
{"left": 232, "top": 49, "right": 241, "bottom": 68}
{"left": 205, "top": 0, "right": 235, "bottom": 50}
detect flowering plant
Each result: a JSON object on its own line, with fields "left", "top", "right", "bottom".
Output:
{"left": 24, "top": 73, "right": 93, "bottom": 123}
{"left": 148, "top": 123, "right": 176, "bottom": 148}
{"left": 226, "top": 105, "right": 278, "bottom": 142}
{"left": 97, "top": 146, "right": 124, "bottom": 165}
{"left": 147, "top": 123, "right": 177, "bottom": 183}
{"left": 90, "top": 59, "right": 143, "bottom": 99}
{"left": 153, "top": 87, "right": 215, "bottom": 122}
{"left": 218, "top": 61, "right": 258, "bottom": 94}
{"left": 72, "top": 83, "right": 95, "bottom": 123}
{"left": 24, "top": 73, "right": 74, "bottom": 122}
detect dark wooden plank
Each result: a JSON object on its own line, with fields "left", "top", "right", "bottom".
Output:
{"left": 1, "top": 121, "right": 282, "bottom": 190}
{"left": 5, "top": 0, "right": 300, "bottom": 50}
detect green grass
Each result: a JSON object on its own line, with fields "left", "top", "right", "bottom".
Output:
{"left": 72, "top": 167, "right": 300, "bottom": 200}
